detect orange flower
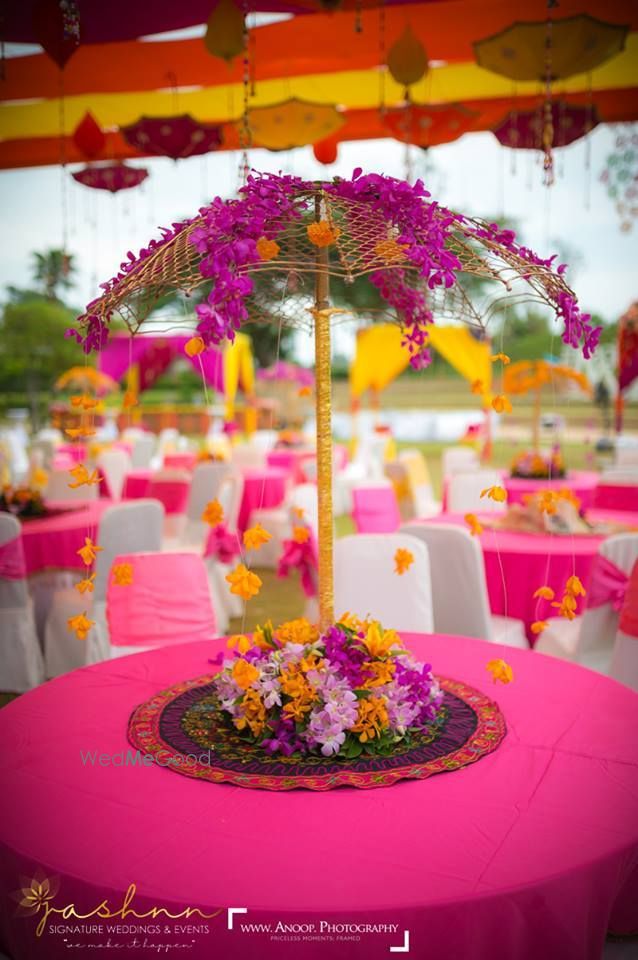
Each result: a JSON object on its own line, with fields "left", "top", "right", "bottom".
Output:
{"left": 464, "top": 513, "right": 483, "bottom": 536}
{"left": 298, "top": 386, "right": 312, "bottom": 397}
{"left": 256, "top": 236, "right": 280, "bottom": 261}
{"left": 480, "top": 485, "right": 507, "bottom": 503}
{"left": 227, "top": 634, "right": 253, "bottom": 654}
{"left": 67, "top": 612, "right": 95, "bottom": 641}
{"left": 307, "top": 220, "right": 341, "bottom": 248}
{"left": 470, "top": 379, "right": 484, "bottom": 395}
{"left": 292, "top": 506, "right": 305, "bottom": 520}
{"left": 122, "top": 389, "right": 138, "bottom": 409}
{"left": 486, "top": 658, "right": 514, "bottom": 684}
{"left": 77, "top": 537, "right": 103, "bottom": 566}
{"left": 232, "top": 658, "right": 260, "bottom": 690}
{"left": 292, "top": 525, "right": 310, "bottom": 544}
{"left": 394, "top": 548, "right": 414, "bottom": 575}
{"left": 490, "top": 352, "right": 511, "bottom": 365}
{"left": 112, "top": 562, "right": 133, "bottom": 586}
{"left": 531, "top": 620, "right": 549, "bottom": 635}
{"left": 374, "top": 238, "right": 407, "bottom": 263}
{"left": 65, "top": 426, "right": 96, "bottom": 439}
{"left": 75, "top": 573, "right": 96, "bottom": 595}
{"left": 533, "top": 585, "right": 555, "bottom": 601}
{"left": 31, "top": 468, "right": 49, "bottom": 490}
{"left": 556, "top": 488, "right": 581, "bottom": 510}
{"left": 536, "top": 490, "right": 558, "bottom": 515}
{"left": 565, "top": 575, "right": 586, "bottom": 598}
{"left": 184, "top": 336, "right": 206, "bottom": 357}
{"left": 276, "top": 618, "right": 319, "bottom": 646}
{"left": 68, "top": 463, "right": 101, "bottom": 489}
{"left": 492, "top": 394, "right": 513, "bottom": 414}
{"left": 552, "top": 594, "right": 578, "bottom": 620}
{"left": 351, "top": 696, "right": 389, "bottom": 742}
{"left": 243, "top": 523, "right": 272, "bottom": 551}
{"left": 202, "top": 499, "right": 224, "bottom": 527}
{"left": 70, "top": 394, "right": 99, "bottom": 410}
{"left": 226, "top": 563, "right": 262, "bottom": 601}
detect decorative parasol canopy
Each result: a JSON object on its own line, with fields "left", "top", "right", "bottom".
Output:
{"left": 258, "top": 361, "right": 315, "bottom": 387}
{"left": 247, "top": 99, "right": 345, "bottom": 150}
{"left": 121, "top": 114, "right": 223, "bottom": 160}
{"left": 55, "top": 366, "right": 120, "bottom": 394}
{"left": 384, "top": 103, "right": 477, "bottom": 147}
{"left": 503, "top": 360, "right": 592, "bottom": 396}
{"left": 493, "top": 102, "right": 599, "bottom": 151}
{"left": 71, "top": 162, "right": 148, "bottom": 193}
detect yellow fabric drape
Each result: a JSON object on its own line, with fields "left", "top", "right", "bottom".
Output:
{"left": 427, "top": 325, "right": 493, "bottom": 405}
{"left": 223, "top": 332, "right": 255, "bottom": 422}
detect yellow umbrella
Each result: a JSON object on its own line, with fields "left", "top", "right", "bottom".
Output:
{"left": 503, "top": 360, "right": 591, "bottom": 449}
{"left": 55, "top": 366, "right": 119, "bottom": 395}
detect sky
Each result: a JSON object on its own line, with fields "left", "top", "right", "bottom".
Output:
{"left": 0, "top": 122, "right": 635, "bottom": 364}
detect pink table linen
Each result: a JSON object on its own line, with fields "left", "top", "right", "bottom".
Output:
{"left": 237, "top": 467, "right": 288, "bottom": 532}
{"left": 146, "top": 478, "right": 190, "bottom": 516}
{"left": 54, "top": 443, "right": 87, "bottom": 463}
{"left": 163, "top": 452, "right": 198, "bottom": 471}
{"left": 504, "top": 470, "right": 599, "bottom": 510}
{"left": 19, "top": 500, "right": 111, "bottom": 575}
{"left": 0, "top": 634, "right": 636, "bottom": 960}
{"left": 122, "top": 468, "right": 152, "bottom": 499}
{"left": 267, "top": 448, "right": 315, "bottom": 483}
{"left": 420, "top": 512, "right": 606, "bottom": 643}
{"left": 594, "top": 481, "right": 638, "bottom": 513}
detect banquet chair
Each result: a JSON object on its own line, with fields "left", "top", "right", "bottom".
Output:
{"left": 401, "top": 522, "right": 528, "bottom": 647}
{"left": 107, "top": 552, "right": 218, "bottom": 658}
{"left": 442, "top": 446, "right": 479, "bottom": 478}
{"left": 447, "top": 469, "right": 506, "bottom": 514}
{"left": 399, "top": 449, "right": 441, "bottom": 518}
{"left": 610, "top": 559, "right": 638, "bottom": 692}
{"left": 45, "top": 467, "right": 99, "bottom": 502}
{"left": 43, "top": 500, "right": 164, "bottom": 677}
{"left": 178, "top": 461, "right": 232, "bottom": 549}
{"left": 231, "top": 443, "right": 267, "bottom": 470}
{"left": 129, "top": 432, "right": 156, "bottom": 469}
{"left": 0, "top": 514, "right": 45, "bottom": 692}
{"left": 203, "top": 472, "right": 245, "bottom": 620}
{"left": 247, "top": 483, "right": 319, "bottom": 569}
{"left": 535, "top": 533, "right": 638, "bottom": 674}
{"left": 334, "top": 533, "right": 433, "bottom": 632}
{"left": 351, "top": 482, "right": 401, "bottom": 533}
{"left": 151, "top": 428, "right": 180, "bottom": 469}
{"left": 97, "top": 448, "right": 132, "bottom": 500}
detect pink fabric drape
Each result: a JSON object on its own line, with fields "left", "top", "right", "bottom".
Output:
{"left": 594, "top": 483, "right": 638, "bottom": 513}
{"left": 0, "top": 535, "right": 27, "bottom": 580}
{"left": 352, "top": 487, "right": 401, "bottom": 533}
{"left": 619, "top": 560, "right": 638, "bottom": 638}
{"left": 586, "top": 554, "right": 629, "bottom": 611}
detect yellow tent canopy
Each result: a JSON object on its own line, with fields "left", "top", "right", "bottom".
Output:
{"left": 224, "top": 332, "right": 255, "bottom": 422}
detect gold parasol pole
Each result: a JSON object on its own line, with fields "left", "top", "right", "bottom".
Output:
{"left": 313, "top": 195, "right": 335, "bottom": 632}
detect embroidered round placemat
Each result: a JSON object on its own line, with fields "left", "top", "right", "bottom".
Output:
{"left": 128, "top": 675, "right": 505, "bottom": 791}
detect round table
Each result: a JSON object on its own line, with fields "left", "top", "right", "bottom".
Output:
{"left": 594, "top": 481, "right": 638, "bottom": 514}
{"left": 423, "top": 512, "right": 608, "bottom": 643}
{"left": 0, "top": 635, "right": 636, "bottom": 960}
{"left": 266, "top": 448, "right": 316, "bottom": 483}
{"left": 20, "top": 500, "right": 110, "bottom": 576}
{"left": 504, "top": 470, "right": 599, "bottom": 510}
{"left": 237, "top": 467, "right": 288, "bottom": 532}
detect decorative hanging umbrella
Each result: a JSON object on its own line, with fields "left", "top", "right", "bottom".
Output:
{"left": 384, "top": 103, "right": 476, "bottom": 147}
{"left": 493, "top": 102, "right": 599, "bottom": 151}
{"left": 247, "top": 99, "right": 344, "bottom": 150}
{"left": 503, "top": 360, "right": 591, "bottom": 450}
{"left": 71, "top": 162, "right": 148, "bottom": 193}
{"left": 33, "top": 0, "right": 80, "bottom": 68}
{"left": 386, "top": 25, "right": 428, "bottom": 96}
{"left": 258, "top": 361, "right": 315, "bottom": 388}
{"left": 204, "top": 0, "right": 245, "bottom": 63}
{"left": 55, "top": 366, "right": 119, "bottom": 395}
{"left": 68, "top": 171, "right": 598, "bottom": 633}
{"left": 121, "top": 114, "right": 223, "bottom": 160}
{"left": 600, "top": 127, "right": 638, "bottom": 233}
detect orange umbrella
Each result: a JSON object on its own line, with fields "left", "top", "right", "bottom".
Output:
{"left": 503, "top": 360, "right": 591, "bottom": 449}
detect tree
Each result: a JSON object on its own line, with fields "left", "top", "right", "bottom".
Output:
{"left": 32, "top": 249, "right": 75, "bottom": 300}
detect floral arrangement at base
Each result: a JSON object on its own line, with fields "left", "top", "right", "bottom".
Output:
{"left": 213, "top": 615, "right": 444, "bottom": 759}
{"left": 510, "top": 448, "right": 566, "bottom": 479}
{"left": 0, "top": 486, "right": 47, "bottom": 519}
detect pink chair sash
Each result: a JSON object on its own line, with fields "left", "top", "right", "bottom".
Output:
{"left": 619, "top": 560, "right": 638, "bottom": 639}
{"left": 352, "top": 487, "right": 400, "bottom": 533}
{"left": 586, "top": 554, "right": 629, "bottom": 612}
{"left": 0, "top": 536, "right": 27, "bottom": 580}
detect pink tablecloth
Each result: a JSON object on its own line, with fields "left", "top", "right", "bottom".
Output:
{"left": 19, "top": 500, "right": 111, "bottom": 575}
{"left": 122, "top": 468, "right": 152, "bottom": 500}
{"left": 267, "top": 448, "right": 316, "bottom": 483}
{"left": 163, "top": 452, "right": 198, "bottom": 471}
{"left": 504, "top": 470, "right": 599, "bottom": 510}
{"left": 238, "top": 467, "right": 288, "bottom": 532}
{"left": 123, "top": 470, "right": 190, "bottom": 515}
{"left": 0, "top": 634, "right": 636, "bottom": 960}
{"left": 423, "top": 512, "right": 606, "bottom": 642}
{"left": 594, "top": 481, "right": 638, "bottom": 513}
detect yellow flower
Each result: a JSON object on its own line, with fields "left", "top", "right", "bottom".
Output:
{"left": 112, "top": 562, "right": 133, "bottom": 586}
{"left": 465, "top": 513, "right": 483, "bottom": 536}
{"left": 480, "top": 485, "right": 507, "bottom": 503}
{"left": 65, "top": 426, "right": 96, "bottom": 439}
{"left": 68, "top": 463, "right": 101, "bottom": 489}
{"left": 253, "top": 620, "right": 275, "bottom": 650}
{"left": 67, "top": 612, "right": 95, "bottom": 641}
{"left": 227, "top": 634, "right": 253, "bottom": 654}
{"left": 298, "top": 385, "right": 312, "bottom": 397}
{"left": 533, "top": 585, "right": 555, "bottom": 600}
{"left": 338, "top": 611, "right": 366, "bottom": 633}
{"left": 184, "top": 336, "right": 206, "bottom": 357}
{"left": 492, "top": 394, "right": 513, "bottom": 414}
{"left": 70, "top": 394, "right": 99, "bottom": 410}
{"left": 77, "top": 537, "right": 103, "bottom": 566}
{"left": 552, "top": 594, "right": 578, "bottom": 620}
{"left": 74, "top": 573, "right": 96, "bottom": 595}
{"left": 536, "top": 490, "right": 558, "bottom": 515}
{"left": 362, "top": 621, "right": 400, "bottom": 659}
{"left": 243, "top": 523, "right": 272, "bottom": 551}
{"left": 306, "top": 220, "right": 341, "bottom": 248}
{"left": 486, "top": 659, "right": 514, "bottom": 684}
{"left": 292, "top": 525, "right": 310, "bottom": 544}
{"left": 362, "top": 659, "right": 396, "bottom": 688}
{"left": 122, "top": 389, "right": 138, "bottom": 409}
{"left": 351, "top": 696, "right": 389, "bottom": 742}
{"left": 256, "top": 236, "right": 280, "bottom": 261}
{"left": 234, "top": 688, "right": 266, "bottom": 736}
{"left": 232, "top": 658, "right": 260, "bottom": 690}
{"left": 490, "top": 352, "right": 511, "bottom": 365}
{"left": 531, "top": 620, "right": 549, "bottom": 635}
{"left": 374, "top": 238, "right": 407, "bottom": 263}
{"left": 292, "top": 506, "right": 305, "bottom": 520}
{"left": 31, "top": 467, "right": 49, "bottom": 490}
{"left": 470, "top": 379, "right": 484, "bottom": 395}
{"left": 276, "top": 618, "right": 319, "bottom": 647}
{"left": 394, "top": 548, "right": 414, "bottom": 575}
{"left": 565, "top": 575, "right": 586, "bottom": 598}
{"left": 556, "top": 488, "right": 581, "bottom": 510}
{"left": 226, "top": 563, "right": 262, "bottom": 601}
{"left": 202, "top": 499, "right": 224, "bottom": 527}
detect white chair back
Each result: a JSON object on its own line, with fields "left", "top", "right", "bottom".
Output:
{"left": 251, "top": 430, "right": 278, "bottom": 451}
{"left": 217, "top": 473, "right": 244, "bottom": 532}
{"left": 579, "top": 534, "right": 638, "bottom": 657}
{"left": 0, "top": 513, "right": 44, "bottom": 691}
{"left": 97, "top": 448, "right": 132, "bottom": 500}
{"left": 615, "top": 443, "right": 638, "bottom": 468}
{"left": 130, "top": 433, "right": 156, "bottom": 469}
{"left": 0, "top": 514, "right": 28, "bottom": 609}
{"left": 186, "top": 462, "right": 232, "bottom": 522}
{"left": 289, "top": 483, "right": 319, "bottom": 538}
{"left": 94, "top": 499, "right": 164, "bottom": 602}
{"left": 402, "top": 522, "right": 492, "bottom": 638}
{"left": 231, "top": 444, "right": 266, "bottom": 470}
{"left": 442, "top": 446, "right": 479, "bottom": 478}
{"left": 29, "top": 439, "right": 56, "bottom": 470}
{"left": 45, "top": 467, "right": 99, "bottom": 502}
{"left": 448, "top": 469, "right": 505, "bottom": 513}
{"left": 334, "top": 533, "right": 433, "bottom": 632}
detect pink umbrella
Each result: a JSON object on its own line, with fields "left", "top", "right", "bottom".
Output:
{"left": 257, "top": 361, "right": 315, "bottom": 388}
{"left": 121, "top": 114, "right": 223, "bottom": 160}
{"left": 72, "top": 162, "right": 148, "bottom": 192}
{"left": 493, "top": 101, "right": 599, "bottom": 151}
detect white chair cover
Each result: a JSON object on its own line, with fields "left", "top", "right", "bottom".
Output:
{"left": 44, "top": 500, "right": 165, "bottom": 677}
{"left": 447, "top": 469, "right": 506, "bottom": 513}
{"left": 179, "top": 462, "right": 232, "bottom": 548}
{"left": 248, "top": 483, "right": 319, "bottom": 568}
{"left": 399, "top": 448, "right": 441, "bottom": 518}
{"left": 45, "top": 468, "right": 99, "bottom": 502}
{"left": 334, "top": 533, "right": 433, "bottom": 633}
{"left": 442, "top": 446, "right": 479, "bottom": 478}
{"left": 535, "top": 533, "right": 638, "bottom": 673}
{"left": 210, "top": 473, "right": 245, "bottom": 618}
{"left": 231, "top": 444, "right": 267, "bottom": 470}
{"left": 0, "top": 514, "right": 45, "bottom": 691}
{"left": 130, "top": 433, "right": 156, "bottom": 469}
{"left": 97, "top": 448, "right": 132, "bottom": 500}
{"left": 401, "top": 522, "right": 527, "bottom": 647}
